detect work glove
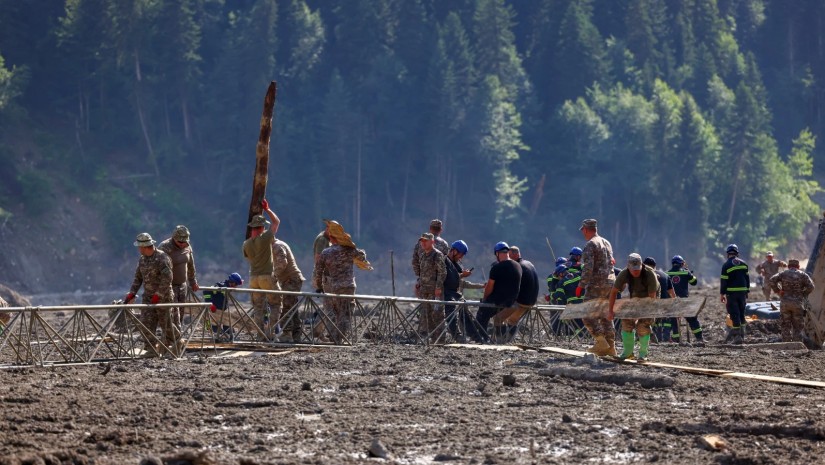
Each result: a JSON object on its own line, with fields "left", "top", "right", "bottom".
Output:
{"left": 209, "top": 304, "right": 217, "bottom": 312}
{"left": 544, "top": 294, "right": 550, "bottom": 302}
{"left": 575, "top": 286, "right": 584, "bottom": 298}
{"left": 191, "top": 283, "right": 200, "bottom": 292}
{"left": 261, "top": 199, "right": 269, "bottom": 210}
{"left": 150, "top": 294, "right": 160, "bottom": 305}
{"left": 124, "top": 292, "right": 136, "bottom": 303}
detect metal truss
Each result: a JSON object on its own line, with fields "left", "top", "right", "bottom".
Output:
{"left": 0, "top": 288, "right": 591, "bottom": 367}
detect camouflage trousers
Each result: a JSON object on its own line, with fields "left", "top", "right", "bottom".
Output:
{"left": 249, "top": 274, "right": 280, "bottom": 336}
{"left": 278, "top": 276, "right": 304, "bottom": 334}
{"left": 418, "top": 288, "right": 445, "bottom": 341}
{"left": 138, "top": 292, "right": 180, "bottom": 349}
{"left": 582, "top": 285, "right": 615, "bottom": 345}
{"left": 761, "top": 284, "right": 773, "bottom": 301}
{"left": 620, "top": 318, "right": 653, "bottom": 336}
{"left": 171, "top": 284, "right": 188, "bottom": 330}
{"left": 780, "top": 301, "right": 805, "bottom": 342}
{"left": 323, "top": 286, "right": 355, "bottom": 343}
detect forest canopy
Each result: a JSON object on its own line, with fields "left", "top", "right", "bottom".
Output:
{"left": 0, "top": 0, "right": 823, "bottom": 271}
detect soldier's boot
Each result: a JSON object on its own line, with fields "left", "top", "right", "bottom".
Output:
{"left": 604, "top": 331, "right": 617, "bottom": 357}
{"left": 590, "top": 336, "right": 612, "bottom": 356}
{"left": 619, "top": 331, "right": 635, "bottom": 359}
{"left": 638, "top": 334, "right": 651, "bottom": 361}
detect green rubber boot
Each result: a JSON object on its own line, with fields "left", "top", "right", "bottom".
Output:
{"left": 620, "top": 331, "right": 635, "bottom": 359}
{"left": 638, "top": 334, "right": 651, "bottom": 361}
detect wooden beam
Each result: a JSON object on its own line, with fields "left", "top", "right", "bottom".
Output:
{"left": 559, "top": 296, "right": 706, "bottom": 320}
{"left": 245, "top": 81, "right": 277, "bottom": 240}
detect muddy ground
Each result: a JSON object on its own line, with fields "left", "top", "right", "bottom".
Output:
{"left": 2, "top": 288, "right": 825, "bottom": 465}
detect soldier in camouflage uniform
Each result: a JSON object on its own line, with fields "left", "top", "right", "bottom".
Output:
{"left": 312, "top": 221, "right": 332, "bottom": 292}
{"left": 273, "top": 238, "right": 305, "bottom": 342}
{"left": 124, "top": 232, "right": 180, "bottom": 356}
{"left": 576, "top": 218, "right": 617, "bottom": 356}
{"left": 769, "top": 259, "right": 815, "bottom": 342}
{"left": 158, "top": 225, "right": 199, "bottom": 330}
{"left": 242, "top": 200, "right": 280, "bottom": 340}
{"left": 756, "top": 252, "right": 787, "bottom": 300}
{"left": 415, "top": 233, "right": 447, "bottom": 342}
{"left": 412, "top": 219, "right": 449, "bottom": 295}
{"left": 312, "top": 222, "right": 370, "bottom": 344}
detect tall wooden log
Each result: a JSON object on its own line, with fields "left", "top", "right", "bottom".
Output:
{"left": 245, "top": 81, "right": 277, "bottom": 239}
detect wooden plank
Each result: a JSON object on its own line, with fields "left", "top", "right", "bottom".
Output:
{"left": 720, "top": 372, "right": 825, "bottom": 388}
{"left": 559, "top": 297, "right": 706, "bottom": 320}
{"left": 446, "top": 343, "right": 523, "bottom": 351}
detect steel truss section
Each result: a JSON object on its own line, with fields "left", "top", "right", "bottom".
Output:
{"left": 0, "top": 289, "right": 592, "bottom": 367}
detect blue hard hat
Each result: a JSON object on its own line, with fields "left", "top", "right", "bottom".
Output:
{"left": 569, "top": 247, "right": 583, "bottom": 256}
{"left": 494, "top": 241, "right": 510, "bottom": 253}
{"left": 451, "top": 240, "right": 469, "bottom": 255}
{"left": 672, "top": 255, "right": 685, "bottom": 265}
{"left": 554, "top": 264, "right": 568, "bottom": 275}
{"left": 555, "top": 257, "right": 568, "bottom": 266}
{"left": 227, "top": 273, "right": 244, "bottom": 285}
{"left": 726, "top": 244, "right": 739, "bottom": 255}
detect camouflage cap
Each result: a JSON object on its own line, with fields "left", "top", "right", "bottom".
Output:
{"left": 766, "top": 251, "right": 774, "bottom": 256}
{"left": 247, "top": 215, "right": 269, "bottom": 228}
{"left": 579, "top": 218, "right": 598, "bottom": 230}
{"left": 173, "top": 225, "right": 190, "bottom": 242}
{"left": 788, "top": 259, "right": 800, "bottom": 267}
{"left": 420, "top": 232, "right": 434, "bottom": 241}
{"left": 430, "top": 219, "right": 443, "bottom": 229}
{"left": 627, "top": 253, "right": 643, "bottom": 271}
{"left": 134, "top": 232, "right": 156, "bottom": 247}
{"left": 509, "top": 245, "right": 520, "bottom": 254}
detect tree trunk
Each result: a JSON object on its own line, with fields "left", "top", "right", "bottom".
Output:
{"left": 245, "top": 81, "right": 277, "bottom": 239}
{"left": 134, "top": 50, "right": 160, "bottom": 177}
{"left": 181, "top": 97, "right": 192, "bottom": 143}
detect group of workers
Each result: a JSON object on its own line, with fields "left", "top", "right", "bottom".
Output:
{"left": 120, "top": 206, "right": 816, "bottom": 359}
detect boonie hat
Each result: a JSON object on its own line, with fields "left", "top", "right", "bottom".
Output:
{"left": 627, "top": 253, "right": 643, "bottom": 271}
{"left": 134, "top": 232, "right": 156, "bottom": 247}
{"left": 420, "top": 232, "right": 434, "bottom": 241}
{"left": 247, "top": 215, "right": 269, "bottom": 228}
{"left": 579, "top": 219, "right": 598, "bottom": 230}
{"left": 173, "top": 225, "right": 190, "bottom": 242}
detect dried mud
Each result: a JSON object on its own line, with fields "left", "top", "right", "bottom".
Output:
{"left": 2, "top": 289, "right": 825, "bottom": 464}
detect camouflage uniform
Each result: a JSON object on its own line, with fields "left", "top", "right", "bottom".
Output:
{"left": 580, "top": 233, "right": 616, "bottom": 345}
{"left": 273, "top": 239, "right": 305, "bottom": 338}
{"left": 769, "top": 268, "right": 815, "bottom": 342}
{"left": 412, "top": 236, "right": 449, "bottom": 292}
{"left": 756, "top": 258, "right": 786, "bottom": 300}
{"left": 129, "top": 249, "right": 180, "bottom": 349}
{"left": 312, "top": 244, "right": 368, "bottom": 343}
{"left": 417, "top": 248, "right": 447, "bottom": 339}
{"left": 158, "top": 235, "right": 198, "bottom": 327}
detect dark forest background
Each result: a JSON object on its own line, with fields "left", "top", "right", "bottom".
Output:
{"left": 1, "top": 0, "right": 825, "bottom": 292}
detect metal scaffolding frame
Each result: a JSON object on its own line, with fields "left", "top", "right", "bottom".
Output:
{"left": 0, "top": 288, "right": 589, "bottom": 367}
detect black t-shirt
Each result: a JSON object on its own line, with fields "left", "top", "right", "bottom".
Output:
{"left": 485, "top": 259, "right": 522, "bottom": 307}
{"left": 444, "top": 256, "right": 463, "bottom": 293}
{"left": 516, "top": 258, "right": 539, "bottom": 306}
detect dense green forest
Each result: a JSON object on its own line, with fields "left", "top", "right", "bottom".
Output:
{"left": 1, "top": 0, "right": 824, "bottom": 276}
